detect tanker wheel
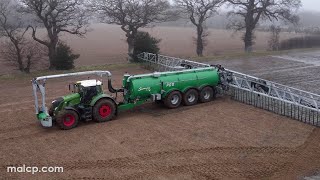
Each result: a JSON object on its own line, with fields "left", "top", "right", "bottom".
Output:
{"left": 164, "top": 91, "right": 182, "bottom": 109}
{"left": 183, "top": 89, "right": 199, "bottom": 106}
{"left": 93, "top": 99, "right": 116, "bottom": 122}
{"left": 56, "top": 110, "right": 79, "bottom": 130}
{"left": 199, "top": 86, "right": 215, "bottom": 103}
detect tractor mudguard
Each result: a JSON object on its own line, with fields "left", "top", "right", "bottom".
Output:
{"left": 90, "top": 94, "right": 117, "bottom": 107}
{"left": 64, "top": 106, "right": 80, "bottom": 116}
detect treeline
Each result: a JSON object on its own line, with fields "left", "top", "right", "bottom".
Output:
{"left": 0, "top": 0, "right": 302, "bottom": 73}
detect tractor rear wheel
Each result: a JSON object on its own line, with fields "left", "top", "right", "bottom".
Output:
{"left": 93, "top": 99, "right": 116, "bottom": 122}
{"left": 164, "top": 91, "right": 182, "bottom": 109}
{"left": 56, "top": 109, "right": 79, "bottom": 130}
{"left": 183, "top": 89, "right": 199, "bottom": 106}
{"left": 199, "top": 86, "right": 215, "bottom": 103}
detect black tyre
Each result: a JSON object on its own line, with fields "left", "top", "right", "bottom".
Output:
{"left": 56, "top": 109, "right": 79, "bottom": 130}
{"left": 164, "top": 91, "right": 182, "bottom": 109}
{"left": 48, "top": 105, "right": 55, "bottom": 116}
{"left": 183, "top": 89, "right": 199, "bottom": 106}
{"left": 93, "top": 99, "right": 116, "bottom": 122}
{"left": 49, "top": 97, "right": 64, "bottom": 116}
{"left": 199, "top": 86, "right": 215, "bottom": 103}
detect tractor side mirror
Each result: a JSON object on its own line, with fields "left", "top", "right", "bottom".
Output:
{"left": 68, "top": 84, "right": 74, "bottom": 93}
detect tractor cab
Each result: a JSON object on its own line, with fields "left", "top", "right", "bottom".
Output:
{"left": 72, "top": 79, "right": 103, "bottom": 104}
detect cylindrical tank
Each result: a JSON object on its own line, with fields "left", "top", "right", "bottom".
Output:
{"left": 124, "top": 67, "right": 219, "bottom": 101}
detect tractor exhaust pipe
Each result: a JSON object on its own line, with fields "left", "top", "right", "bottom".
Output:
{"left": 108, "top": 79, "right": 124, "bottom": 93}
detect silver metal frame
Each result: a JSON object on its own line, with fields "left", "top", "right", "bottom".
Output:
{"left": 32, "top": 71, "right": 112, "bottom": 127}
{"left": 138, "top": 52, "right": 210, "bottom": 71}
{"left": 138, "top": 52, "right": 320, "bottom": 126}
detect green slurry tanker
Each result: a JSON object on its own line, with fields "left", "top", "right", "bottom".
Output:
{"left": 32, "top": 67, "right": 224, "bottom": 130}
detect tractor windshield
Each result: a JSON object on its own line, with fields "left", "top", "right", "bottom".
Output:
{"left": 72, "top": 84, "right": 82, "bottom": 93}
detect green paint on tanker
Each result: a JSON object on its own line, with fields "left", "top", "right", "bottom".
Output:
{"left": 124, "top": 67, "right": 219, "bottom": 102}
{"left": 118, "top": 99, "right": 146, "bottom": 112}
{"left": 122, "top": 73, "right": 130, "bottom": 89}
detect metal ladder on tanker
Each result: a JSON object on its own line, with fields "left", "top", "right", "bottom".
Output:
{"left": 138, "top": 52, "right": 320, "bottom": 127}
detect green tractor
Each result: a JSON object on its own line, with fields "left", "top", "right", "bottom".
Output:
{"left": 32, "top": 68, "right": 223, "bottom": 130}
{"left": 32, "top": 71, "right": 122, "bottom": 130}
{"left": 49, "top": 79, "right": 117, "bottom": 129}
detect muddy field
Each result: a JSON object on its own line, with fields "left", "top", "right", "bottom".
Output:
{"left": 0, "top": 24, "right": 302, "bottom": 75}
{"left": 0, "top": 63, "right": 319, "bottom": 179}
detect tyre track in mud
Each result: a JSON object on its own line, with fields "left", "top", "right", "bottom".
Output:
{"left": 137, "top": 100, "right": 221, "bottom": 117}
{"left": 0, "top": 123, "right": 37, "bottom": 134}
{"left": 116, "top": 161, "right": 291, "bottom": 180}
{"left": 0, "top": 94, "right": 66, "bottom": 113}
{"left": 0, "top": 121, "right": 57, "bottom": 142}
{"left": 271, "top": 128, "right": 320, "bottom": 179}
{"left": 0, "top": 102, "right": 203, "bottom": 143}
{"left": 1, "top": 146, "right": 296, "bottom": 179}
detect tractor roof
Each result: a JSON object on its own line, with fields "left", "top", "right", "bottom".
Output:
{"left": 77, "top": 79, "right": 102, "bottom": 87}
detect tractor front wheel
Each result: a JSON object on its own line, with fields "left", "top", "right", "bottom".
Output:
{"left": 93, "top": 99, "right": 116, "bottom": 123}
{"left": 56, "top": 110, "right": 79, "bottom": 130}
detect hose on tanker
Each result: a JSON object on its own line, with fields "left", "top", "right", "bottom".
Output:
{"left": 108, "top": 79, "right": 124, "bottom": 93}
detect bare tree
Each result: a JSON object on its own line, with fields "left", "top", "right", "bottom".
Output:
{"left": 0, "top": 0, "right": 42, "bottom": 73}
{"left": 1, "top": 40, "right": 45, "bottom": 73}
{"left": 268, "top": 25, "right": 281, "bottom": 51}
{"left": 90, "top": 0, "right": 175, "bottom": 62}
{"left": 227, "top": 0, "right": 301, "bottom": 52}
{"left": 21, "top": 0, "right": 89, "bottom": 70}
{"left": 175, "top": 0, "right": 223, "bottom": 56}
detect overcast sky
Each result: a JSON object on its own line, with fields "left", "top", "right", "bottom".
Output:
{"left": 301, "top": 0, "right": 320, "bottom": 12}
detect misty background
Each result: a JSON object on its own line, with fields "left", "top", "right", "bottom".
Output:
{"left": 160, "top": 0, "right": 320, "bottom": 31}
